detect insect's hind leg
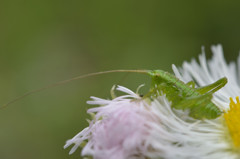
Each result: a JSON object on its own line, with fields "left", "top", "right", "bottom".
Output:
{"left": 196, "top": 77, "right": 227, "bottom": 95}
{"left": 186, "top": 81, "right": 195, "bottom": 88}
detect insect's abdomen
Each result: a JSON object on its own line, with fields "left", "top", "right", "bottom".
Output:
{"left": 189, "top": 100, "right": 222, "bottom": 119}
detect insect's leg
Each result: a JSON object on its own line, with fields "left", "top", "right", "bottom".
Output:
{"left": 186, "top": 81, "right": 195, "bottom": 88}
{"left": 196, "top": 77, "right": 227, "bottom": 94}
{"left": 144, "top": 82, "right": 165, "bottom": 98}
{"left": 144, "top": 81, "right": 177, "bottom": 99}
{"left": 110, "top": 85, "right": 117, "bottom": 99}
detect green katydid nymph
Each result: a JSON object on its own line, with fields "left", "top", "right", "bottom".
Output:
{"left": 148, "top": 70, "right": 227, "bottom": 119}
{"left": 1, "top": 69, "right": 227, "bottom": 120}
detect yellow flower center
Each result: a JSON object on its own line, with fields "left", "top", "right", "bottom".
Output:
{"left": 224, "top": 96, "right": 240, "bottom": 148}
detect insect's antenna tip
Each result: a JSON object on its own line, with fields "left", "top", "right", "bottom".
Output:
{"left": 0, "top": 102, "right": 12, "bottom": 110}
{"left": 0, "top": 105, "right": 5, "bottom": 110}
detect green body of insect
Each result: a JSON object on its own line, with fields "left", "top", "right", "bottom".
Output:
{"left": 147, "top": 70, "right": 227, "bottom": 119}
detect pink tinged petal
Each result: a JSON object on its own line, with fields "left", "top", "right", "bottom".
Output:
{"left": 87, "top": 96, "right": 111, "bottom": 105}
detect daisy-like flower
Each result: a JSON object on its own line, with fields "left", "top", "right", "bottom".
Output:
{"left": 64, "top": 45, "right": 240, "bottom": 159}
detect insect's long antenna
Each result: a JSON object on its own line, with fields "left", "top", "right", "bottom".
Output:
{"left": 0, "top": 69, "right": 149, "bottom": 109}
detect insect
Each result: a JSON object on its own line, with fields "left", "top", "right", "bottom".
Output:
{"left": 147, "top": 70, "right": 227, "bottom": 119}
{"left": 1, "top": 69, "right": 227, "bottom": 119}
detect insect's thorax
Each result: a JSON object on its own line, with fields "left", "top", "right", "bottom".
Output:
{"left": 150, "top": 70, "right": 199, "bottom": 97}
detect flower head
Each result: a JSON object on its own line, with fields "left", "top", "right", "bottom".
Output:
{"left": 65, "top": 45, "right": 240, "bottom": 159}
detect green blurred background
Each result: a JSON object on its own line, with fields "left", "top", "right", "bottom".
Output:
{"left": 1, "top": 1, "right": 240, "bottom": 159}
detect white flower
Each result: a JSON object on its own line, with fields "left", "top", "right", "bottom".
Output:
{"left": 65, "top": 45, "right": 240, "bottom": 159}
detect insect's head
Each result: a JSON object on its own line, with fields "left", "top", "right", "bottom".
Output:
{"left": 147, "top": 70, "right": 166, "bottom": 85}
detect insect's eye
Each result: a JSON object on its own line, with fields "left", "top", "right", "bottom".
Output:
{"left": 139, "top": 94, "right": 144, "bottom": 97}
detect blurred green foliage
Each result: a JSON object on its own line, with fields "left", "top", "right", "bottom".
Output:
{"left": 1, "top": 1, "right": 240, "bottom": 159}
